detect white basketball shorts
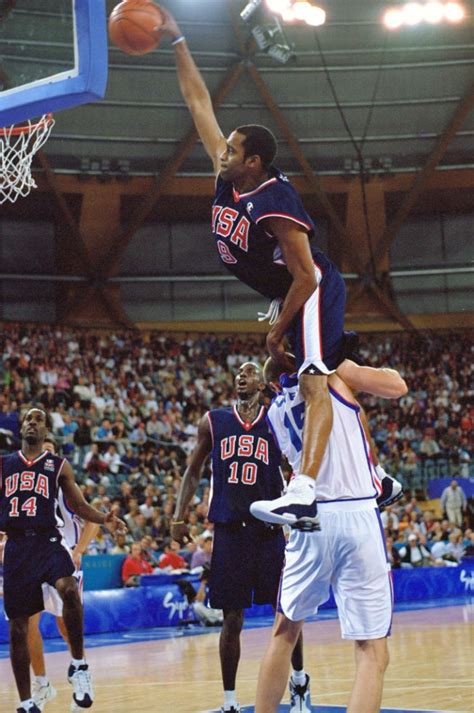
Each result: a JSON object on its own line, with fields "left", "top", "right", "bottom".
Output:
{"left": 278, "top": 500, "right": 393, "bottom": 639}
{"left": 42, "top": 569, "right": 84, "bottom": 618}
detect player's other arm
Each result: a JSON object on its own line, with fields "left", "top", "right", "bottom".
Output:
{"left": 72, "top": 521, "right": 100, "bottom": 569}
{"left": 337, "top": 360, "right": 408, "bottom": 399}
{"left": 160, "top": 6, "right": 226, "bottom": 173}
{"left": 262, "top": 217, "right": 317, "bottom": 365}
{"left": 171, "top": 414, "right": 212, "bottom": 544}
{"left": 58, "top": 461, "right": 126, "bottom": 533}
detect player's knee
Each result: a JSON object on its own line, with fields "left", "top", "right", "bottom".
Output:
{"left": 299, "top": 373, "right": 329, "bottom": 400}
{"left": 58, "top": 582, "right": 80, "bottom": 607}
{"left": 222, "top": 609, "right": 244, "bottom": 636}
{"left": 272, "top": 613, "right": 302, "bottom": 645}
{"left": 10, "top": 616, "right": 29, "bottom": 641}
{"left": 356, "top": 638, "right": 389, "bottom": 673}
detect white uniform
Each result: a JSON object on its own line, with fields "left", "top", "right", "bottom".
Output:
{"left": 267, "top": 374, "right": 392, "bottom": 639}
{"left": 42, "top": 488, "right": 84, "bottom": 617}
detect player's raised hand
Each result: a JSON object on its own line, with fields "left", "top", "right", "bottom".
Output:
{"left": 103, "top": 511, "right": 128, "bottom": 535}
{"left": 158, "top": 5, "right": 182, "bottom": 39}
{"left": 171, "top": 521, "right": 192, "bottom": 546}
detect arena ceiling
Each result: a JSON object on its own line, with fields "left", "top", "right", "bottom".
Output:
{"left": 0, "top": 0, "right": 473, "bottom": 330}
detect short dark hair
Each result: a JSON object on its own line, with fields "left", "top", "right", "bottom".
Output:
{"left": 235, "top": 124, "right": 277, "bottom": 169}
{"left": 22, "top": 407, "right": 53, "bottom": 431}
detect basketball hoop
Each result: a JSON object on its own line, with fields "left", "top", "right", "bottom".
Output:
{"left": 0, "top": 113, "right": 55, "bottom": 204}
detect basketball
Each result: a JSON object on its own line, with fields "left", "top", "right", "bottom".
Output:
{"left": 108, "top": 0, "right": 164, "bottom": 56}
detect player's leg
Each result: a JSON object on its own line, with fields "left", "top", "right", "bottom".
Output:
{"left": 56, "top": 616, "right": 71, "bottom": 647}
{"left": 27, "top": 613, "right": 46, "bottom": 677}
{"left": 10, "top": 616, "right": 33, "bottom": 703}
{"left": 54, "top": 574, "right": 94, "bottom": 709}
{"left": 28, "top": 612, "right": 58, "bottom": 710}
{"left": 255, "top": 613, "right": 304, "bottom": 713}
{"left": 331, "top": 506, "right": 392, "bottom": 712}
{"left": 251, "top": 261, "right": 344, "bottom": 529}
{"left": 55, "top": 576, "right": 84, "bottom": 659}
{"left": 208, "top": 523, "right": 256, "bottom": 712}
{"left": 289, "top": 631, "right": 311, "bottom": 713}
{"left": 219, "top": 608, "right": 244, "bottom": 712}
{"left": 347, "top": 638, "right": 389, "bottom": 713}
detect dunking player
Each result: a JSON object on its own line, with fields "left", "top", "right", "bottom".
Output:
{"left": 161, "top": 7, "right": 399, "bottom": 529}
{"left": 27, "top": 435, "right": 99, "bottom": 711}
{"left": 0, "top": 408, "right": 125, "bottom": 713}
{"left": 171, "top": 363, "right": 311, "bottom": 713}
{"left": 251, "top": 359, "right": 407, "bottom": 713}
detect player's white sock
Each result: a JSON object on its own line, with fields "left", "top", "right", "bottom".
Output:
{"left": 19, "top": 699, "right": 34, "bottom": 710}
{"left": 71, "top": 657, "right": 86, "bottom": 667}
{"left": 35, "top": 675, "right": 49, "bottom": 686}
{"left": 223, "top": 690, "right": 238, "bottom": 707}
{"left": 291, "top": 669, "right": 307, "bottom": 686}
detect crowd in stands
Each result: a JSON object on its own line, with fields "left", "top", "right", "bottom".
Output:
{"left": 0, "top": 323, "right": 472, "bottom": 580}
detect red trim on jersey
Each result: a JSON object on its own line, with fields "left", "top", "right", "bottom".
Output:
{"left": 55, "top": 457, "right": 67, "bottom": 489}
{"left": 18, "top": 450, "right": 47, "bottom": 466}
{"left": 237, "top": 177, "right": 278, "bottom": 199}
{"left": 206, "top": 411, "right": 214, "bottom": 450}
{"left": 232, "top": 405, "right": 266, "bottom": 431}
{"left": 255, "top": 212, "right": 312, "bottom": 231}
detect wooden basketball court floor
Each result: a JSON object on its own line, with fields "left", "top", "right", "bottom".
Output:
{"left": 1, "top": 601, "right": 472, "bottom": 712}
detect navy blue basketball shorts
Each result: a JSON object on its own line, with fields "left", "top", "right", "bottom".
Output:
{"left": 285, "top": 257, "right": 346, "bottom": 376}
{"left": 208, "top": 520, "right": 285, "bottom": 610}
{"left": 3, "top": 529, "right": 75, "bottom": 620}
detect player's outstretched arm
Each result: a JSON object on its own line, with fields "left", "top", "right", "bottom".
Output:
{"left": 58, "top": 461, "right": 126, "bottom": 533}
{"left": 160, "top": 5, "right": 226, "bottom": 173}
{"left": 337, "top": 359, "right": 408, "bottom": 399}
{"left": 171, "top": 414, "right": 212, "bottom": 545}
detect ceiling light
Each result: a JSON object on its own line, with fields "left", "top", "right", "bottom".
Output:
{"left": 304, "top": 5, "right": 326, "bottom": 25}
{"left": 423, "top": 1, "right": 444, "bottom": 21}
{"left": 383, "top": 8, "right": 404, "bottom": 28}
{"left": 265, "top": 0, "right": 292, "bottom": 13}
{"left": 444, "top": 1, "right": 465, "bottom": 21}
{"left": 402, "top": 2, "right": 424, "bottom": 25}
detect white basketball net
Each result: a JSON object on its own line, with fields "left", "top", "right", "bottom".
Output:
{"left": 0, "top": 114, "right": 55, "bottom": 204}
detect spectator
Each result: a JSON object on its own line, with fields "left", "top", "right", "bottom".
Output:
{"left": 110, "top": 533, "right": 130, "bottom": 555}
{"left": 190, "top": 533, "right": 213, "bottom": 569}
{"left": 399, "top": 534, "right": 433, "bottom": 568}
{"left": 441, "top": 479, "right": 467, "bottom": 527}
{"left": 158, "top": 538, "right": 187, "bottom": 571}
{"left": 121, "top": 542, "right": 153, "bottom": 587}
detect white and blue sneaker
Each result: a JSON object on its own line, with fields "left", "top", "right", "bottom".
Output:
{"left": 32, "top": 680, "right": 57, "bottom": 710}
{"left": 289, "top": 673, "right": 311, "bottom": 712}
{"left": 69, "top": 663, "right": 94, "bottom": 710}
{"left": 376, "top": 467, "right": 403, "bottom": 509}
{"left": 250, "top": 475, "right": 320, "bottom": 531}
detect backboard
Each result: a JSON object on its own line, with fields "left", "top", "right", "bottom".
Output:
{"left": 0, "top": 0, "right": 108, "bottom": 126}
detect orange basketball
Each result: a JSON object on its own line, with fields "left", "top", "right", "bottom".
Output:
{"left": 108, "top": 0, "right": 164, "bottom": 56}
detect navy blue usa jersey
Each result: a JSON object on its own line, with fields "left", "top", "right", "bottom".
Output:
{"left": 0, "top": 450, "right": 65, "bottom": 532}
{"left": 212, "top": 167, "right": 331, "bottom": 299}
{"left": 207, "top": 406, "right": 285, "bottom": 523}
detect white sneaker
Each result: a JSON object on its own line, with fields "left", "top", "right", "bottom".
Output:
{"left": 69, "top": 663, "right": 94, "bottom": 709}
{"left": 250, "top": 475, "right": 320, "bottom": 531}
{"left": 32, "top": 680, "right": 57, "bottom": 711}
{"left": 375, "top": 467, "right": 403, "bottom": 508}
{"left": 289, "top": 673, "right": 311, "bottom": 712}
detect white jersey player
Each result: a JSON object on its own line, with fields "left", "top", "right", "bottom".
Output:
{"left": 252, "top": 364, "right": 405, "bottom": 713}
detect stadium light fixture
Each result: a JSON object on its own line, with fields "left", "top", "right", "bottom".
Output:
{"left": 263, "top": 0, "right": 326, "bottom": 27}
{"left": 383, "top": 1, "right": 466, "bottom": 29}
{"left": 444, "top": 1, "right": 465, "bottom": 21}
